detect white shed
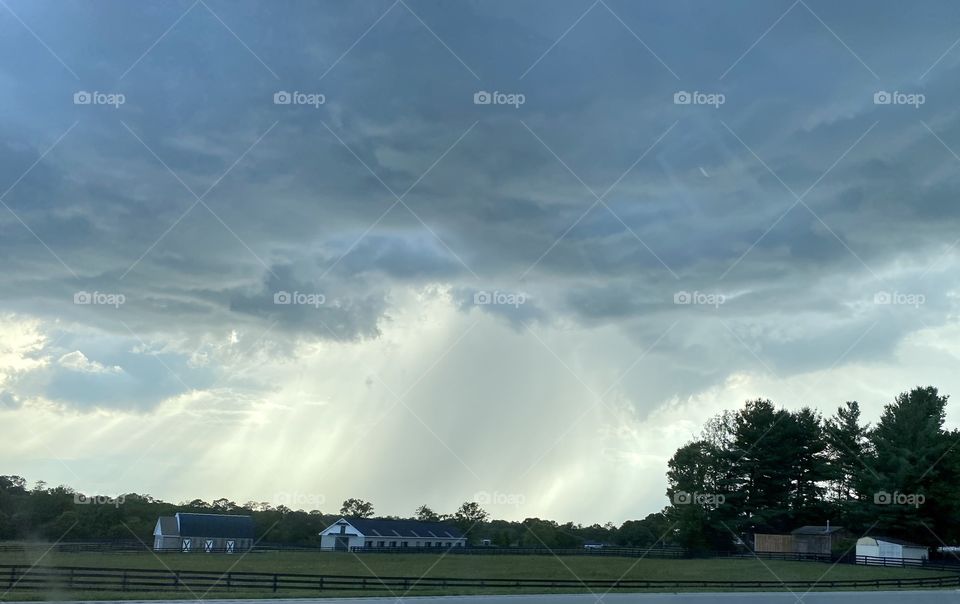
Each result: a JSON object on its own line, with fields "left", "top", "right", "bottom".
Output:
{"left": 856, "top": 537, "right": 927, "bottom": 563}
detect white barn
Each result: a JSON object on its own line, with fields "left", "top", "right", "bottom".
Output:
{"left": 319, "top": 517, "right": 466, "bottom": 551}
{"left": 856, "top": 536, "right": 928, "bottom": 563}
{"left": 153, "top": 512, "right": 255, "bottom": 553}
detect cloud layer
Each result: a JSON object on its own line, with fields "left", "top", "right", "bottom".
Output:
{"left": 2, "top": 0, "right": 960, "bottom": 523}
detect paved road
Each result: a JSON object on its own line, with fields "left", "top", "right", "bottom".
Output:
{"left": 16, "top": 593, "right": 960, "bottom": 604}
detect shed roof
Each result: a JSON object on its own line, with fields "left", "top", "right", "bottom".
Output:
{"left": 329, "top": 518, "right": 465, "bottom": 539}
{"left": 861, "top": 536, "right": 926, "bottom": 548}
{"left": 175, "top": 513, "right": 255, "bottom": 539}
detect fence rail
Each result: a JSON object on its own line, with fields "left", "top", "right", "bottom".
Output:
{"left": 855, "top": 555, "right": 960, "bottom": 572}
{"left": 0, "top": 541, "right": 316, "bottom": 554}
{"left": 2, "top": 564, "right": 958, "bottom": 594}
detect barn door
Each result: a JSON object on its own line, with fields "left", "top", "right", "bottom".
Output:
{"left": 204, "top": 539, "right": 214, "bottom": 553}
{"left": 226, "top": 540, "right": 235, "bottom": 554}
{"left": 182, "top": 538, "right": 192, "bottom": 552}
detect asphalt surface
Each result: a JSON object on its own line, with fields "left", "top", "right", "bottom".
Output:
{"left": 14, "top": 592, "right": 960, "bottom": 603}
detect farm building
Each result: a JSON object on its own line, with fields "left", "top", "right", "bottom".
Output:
{"left": 319, "top": 518, "right": 466, "bottom": 551}
{"left": 754, "top": 533, "right": 795, "bottom": 553}
{"left": 791, "top": 525, "right": 848, "bottom": 555}
{"left": 153, "top": 512, "right": 255, "bottom": 553}
{"left": 755, "top": 525, "right": 848, "bottom": 555}
{"left": 856, "top": 537, "right": 928, "bottom": 563}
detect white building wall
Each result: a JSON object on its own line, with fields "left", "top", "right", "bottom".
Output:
{"left": 320, "top": 533, "right": 365, "bottom": 550}
{"left": 901, "top": 546, "right": 928, "bottom": 560}
{"left": 857, "top": 539, "right": 927, "bottom": 563}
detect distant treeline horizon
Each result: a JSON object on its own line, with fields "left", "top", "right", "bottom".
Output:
{"left": 3, "top": 385, "right": 957, "bottom": 551}
{"left": 0, "top": 476, "right": 668, "bottom": 549}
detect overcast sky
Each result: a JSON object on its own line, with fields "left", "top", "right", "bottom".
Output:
{"left": 2, "top": 0, "right": 960, "bottom": 525}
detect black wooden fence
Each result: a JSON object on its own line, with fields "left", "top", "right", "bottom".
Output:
{"left": 855, "top": 555, "right": 960, "bottom": 572}
{"left": 0, "top": 541, "right": 316, "bottom": 554}
{"left": 3, "top": 564, "right": 959, "bottom": 594}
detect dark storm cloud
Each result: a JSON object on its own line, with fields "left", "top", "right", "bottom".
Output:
{"left": 2, "top": 0, "right": 960, "bottom": 412}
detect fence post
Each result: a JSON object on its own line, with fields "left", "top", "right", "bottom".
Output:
{"left": 9, "top": 566, "right": 16, "bottom": 589}
{"left": 227, "top": 572, "right": 232, "bottom": 591}
{"left": 272, "top": 574, "right": 278, "bottom": 593}
{"left": 122, "top": 570, "right": 128, "bottom": 592}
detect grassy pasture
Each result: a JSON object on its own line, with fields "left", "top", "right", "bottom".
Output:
{"left": 0, "top": 548, "right": 954, "bottom": 599}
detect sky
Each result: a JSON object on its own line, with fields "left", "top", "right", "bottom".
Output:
{"left": 2, "top": 0, "right": 960, "bottom": 525}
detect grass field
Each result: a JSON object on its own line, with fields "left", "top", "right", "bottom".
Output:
{"left": 0, "top": 549, "right": 955, "bottom": 600}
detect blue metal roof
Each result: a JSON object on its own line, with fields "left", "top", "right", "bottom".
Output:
{"left": 335, "top": 518, "right": 465, "bottom": 539}
{"left": 175, "top": 513, "right": 255, "bottom": 539}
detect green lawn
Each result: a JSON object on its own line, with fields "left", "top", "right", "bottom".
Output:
{"left": 0, "top": 549, "right": 955, "bottom": 600}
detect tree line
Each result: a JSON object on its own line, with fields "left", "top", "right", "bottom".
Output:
{"left": 0, "top": 480, "right": 668, "bottom": 549}
{"left": 665, "top": 386, "right": 960, "bottom": 552}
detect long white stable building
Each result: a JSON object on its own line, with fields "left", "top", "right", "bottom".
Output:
{"left": 319, "top": 517, "right": 466, "bottom": 550}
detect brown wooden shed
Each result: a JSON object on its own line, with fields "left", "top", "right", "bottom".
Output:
{"left": 791, "top": 525, "right": 847, "bottom": 555}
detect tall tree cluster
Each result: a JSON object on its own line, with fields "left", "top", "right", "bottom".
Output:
{"left": 665, "top": 386, "right": 960, "bottom": 551}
